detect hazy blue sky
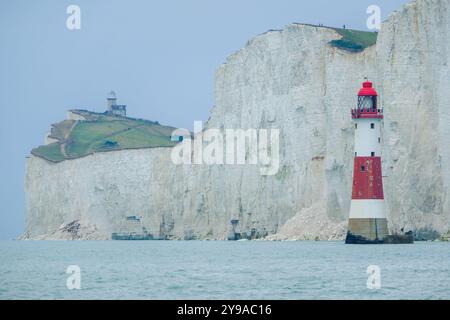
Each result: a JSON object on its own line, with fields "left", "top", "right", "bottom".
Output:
{"left": 0, "top": 0, "right": 410, "bottom": 239}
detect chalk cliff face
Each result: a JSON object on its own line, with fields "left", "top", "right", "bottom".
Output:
{"left": 23, "top": 0, "right": 450, "bottom": 240}
{"left": 374, "top": 0, "right": 450, "bottom": 237}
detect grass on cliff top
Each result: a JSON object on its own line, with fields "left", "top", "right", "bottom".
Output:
{"left": 329, "top": 28, "right": 378, "bottom": 53}
{"left": 48, "top": 120, "right": 76, "bottom": 141}
{"left": 32, "top": 143, "right": 66, "bottom": 162}
{"left": 32, "top": 112, "right": 178, "bottom": 162}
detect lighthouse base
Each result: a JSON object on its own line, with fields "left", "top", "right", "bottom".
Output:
{"left": 346, "top": 218, "right": 388, "bottom": 242}
{"left": 345, "top": 218, "right": 413, "bottom": 244}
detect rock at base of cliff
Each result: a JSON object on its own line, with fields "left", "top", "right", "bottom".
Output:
{"left": 20, "top": 220, "right": 109, "bottom": 240}
{"left": 265, "top": 203, "right": 347, "bottom": 241}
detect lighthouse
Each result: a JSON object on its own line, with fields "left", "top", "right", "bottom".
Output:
{"left": 346, "top": 80, "right": 388, "bottom": 244}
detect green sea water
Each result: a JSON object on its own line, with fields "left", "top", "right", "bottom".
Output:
{"left": 0, "top": 240, "right": 449, "bottom": 299}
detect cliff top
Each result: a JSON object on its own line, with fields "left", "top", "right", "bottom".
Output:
{"left": 31, "top": 110, "right": 178, "bottom": 163}
{"left": 250, "top": 23, "right": 377, "bottom": 55}
{"left": 329, "top": 27, "right": 378, "bottom": 52}
{"left": 292, "top": 24, "right": 378, "bottom": 52}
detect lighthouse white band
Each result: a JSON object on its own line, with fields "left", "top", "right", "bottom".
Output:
{"left": 349, "top": 199, "right": 386, "bottom": 219}
{"left": 354, "top": 118, "right": 382, "bottom": 157}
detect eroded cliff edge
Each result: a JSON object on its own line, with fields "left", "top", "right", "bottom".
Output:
{"left": 23, "top": 0, "right": 450, "bottom": 240}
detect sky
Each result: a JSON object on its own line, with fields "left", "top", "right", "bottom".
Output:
{"left": 0, "top": 0, "right": 410, "bottom": 239}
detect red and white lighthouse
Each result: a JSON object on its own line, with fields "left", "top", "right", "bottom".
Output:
{"left": 345, "top": 80, "right": 388, "bottom": 244}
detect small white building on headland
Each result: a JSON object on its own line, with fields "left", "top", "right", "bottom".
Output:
{"left": 106, "top": 91, "right": 127, "bottom": 117}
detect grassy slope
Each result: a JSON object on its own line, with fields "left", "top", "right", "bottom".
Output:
{"left": 329, "top": 28, "right": 378, "bottom": 53}
{"left": 48, "top": 120, "right": 75, "bottom": 140}
{"left": 32, "top": 112, "right": 178, "bottom": 162}
{"left": 33, "top": 143, "right": 66, "bottom": 162}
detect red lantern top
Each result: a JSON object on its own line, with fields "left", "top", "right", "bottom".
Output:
{"left": 358, "top": 81, "right": 378, "bottom": 96}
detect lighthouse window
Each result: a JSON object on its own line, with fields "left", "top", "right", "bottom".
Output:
{"left": 358, "top": 96, "right": 375, "bottom": 111}
{"left": 355, "top": 123, "right": 357, "bottom": 129}
{"left": 378, "top": 137, "right": 381, "bottom": 143}
{"left": 361, "top": 165, "right": 366, "bottom": 172}
{"left": 371, "top": 152, "right": 375, "bottom": 157}
{"left": 371, "top": 123, "right": 375, "bottom": 129}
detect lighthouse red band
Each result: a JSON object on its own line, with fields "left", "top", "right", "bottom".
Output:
{"left": 346, "top": 80, "right": 388, "bottom": 243}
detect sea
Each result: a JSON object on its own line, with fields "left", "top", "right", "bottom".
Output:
{"left": 0, "top": 240, "right": 449, "bottom": 300}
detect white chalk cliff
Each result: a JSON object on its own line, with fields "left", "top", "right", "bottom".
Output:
{"left": 23, "top": 0, "right": 450, "bottom": 240}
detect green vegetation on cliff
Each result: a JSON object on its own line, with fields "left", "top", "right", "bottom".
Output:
{"left": 33, "top": 143, "right": 66, "bottom": 162}
{"left": 292, "top": 23, "right": 377, "bottom": 53}
{"left": 329, "top": 28, "right": 378, "bottom": 52}
{"left": 32, "top": 110, "right": 179, "bottom": 162}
